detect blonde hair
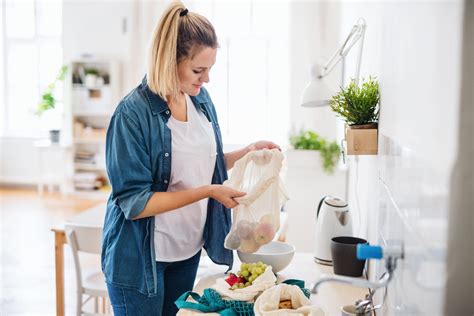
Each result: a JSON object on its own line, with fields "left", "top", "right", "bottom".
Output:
{"left": 147, "top": 1, "right": 218, "bottom": 102}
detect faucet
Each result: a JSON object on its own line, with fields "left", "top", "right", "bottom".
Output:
{"left": 311, "top": 245, "right": 403, "bottom": 294}
{"left": 311, "top": 265, "right": 391, "bottom": 293}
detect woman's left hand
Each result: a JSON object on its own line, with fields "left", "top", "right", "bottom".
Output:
{"left": 246, "top": 140, "right": 281, "bottom": 153}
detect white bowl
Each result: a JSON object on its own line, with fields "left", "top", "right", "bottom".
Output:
{"left": 237, "top": 241, "right": 295, "bottom": 273}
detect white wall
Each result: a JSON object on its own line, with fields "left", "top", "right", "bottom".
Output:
{"left": 286, "top": 0, "right": 465, "bottom": 314}
{"left": 0, "top": 137, "right": 41, "bottom": 185}
{"left": 339, "top": 1, "right": 464, "bottom": 315}
{"left": 62, "top": 1, "right": 134, "bottom": 91}
{"left": 444, "top": 2, "right": 474, "bottom": 312}
{"left": 281, "top": 1, "right": 352, "bottom": 252}
{"left": 283, "top": 150, "right": 347, "bottom": 252}
{"left": 289, "top": 1, "right": 344, "bottom": 140}
{"left": 0, "top": 137, "right": 70, "bottom": 188}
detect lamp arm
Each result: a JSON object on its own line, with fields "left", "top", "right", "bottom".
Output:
{"left": 321, "top": 39, "right": 348, "bottom": 78}
{"left": 321, "top": 18, "right": 367, "bottom": 80}
{"left": 354, "top": 19, "right": 366, "bottom": 84}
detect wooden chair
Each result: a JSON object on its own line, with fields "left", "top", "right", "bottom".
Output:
{"left": 65, "top": 223, "right": 111, "bottom": 316}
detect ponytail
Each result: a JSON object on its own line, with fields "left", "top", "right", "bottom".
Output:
{"left": 147, "top": 1, "right": 218, "bottom": 102}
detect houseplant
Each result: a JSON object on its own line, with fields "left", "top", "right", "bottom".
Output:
{"left": 329, "top": 77, "right": 380, "bottom": 155}
{"left": 37, "top": 65, "right": 68, "bottom": 142}
{"left": 290, "top": 130, "right": 341, "bottom": 174}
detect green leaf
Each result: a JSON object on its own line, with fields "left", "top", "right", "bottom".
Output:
{"left": 329, "top": 77, "right": 379, "bottom": 125}
{"left": 289, "top": 129, "right": 341, "bottom": 174}
{"left": 36, "top": 65, "right": 68, "bottom": 116}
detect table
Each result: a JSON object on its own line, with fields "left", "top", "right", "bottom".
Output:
{"left": 52, "top": 204, "right": 105, "bottom": 316}
{"left": 35, "top": 139, "right": 71, "bottom": 195}
{"left": 178, "top": 253, "right": 369, "bottom": 315}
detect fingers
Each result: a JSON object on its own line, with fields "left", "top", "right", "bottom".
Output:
{"left": 250, "top": 140, "right": 281, "bottom": 152}
{"left": 225, "top": 199, "right": 239, "bottom": 209}
{"left": 266, "top": 141, "right": 281, "bottom": 151}
{"left": 234, "top": 190, "right": 246, "bottom": 198}
{"left": 224, "top": 190, "right": 245, "bottom": 208}
{"left": 220, "top": 196, "right": 240, "bottom": 209}
{"left": 210, "top": 185, "right": 246, "bottom": 209}
{"left": 271, "top": 143, "right": 282, "bottom": 151}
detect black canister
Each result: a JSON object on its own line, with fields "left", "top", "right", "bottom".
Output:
{"left": 330, "top": 236, "right": 367, "bottom": 277}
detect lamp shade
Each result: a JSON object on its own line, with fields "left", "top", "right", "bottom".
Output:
{"left": 300, "top": 63, "right": 333, "bottom": 107}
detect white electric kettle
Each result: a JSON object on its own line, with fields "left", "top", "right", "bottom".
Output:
{"left": 314, "top": 196, "right": 352, "bottom": 265}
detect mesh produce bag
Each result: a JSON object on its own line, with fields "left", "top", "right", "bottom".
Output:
{"left": 176, "top": 288, "right": 255, "bottom": 315}
{"left": 175, "top": 280, "right": 311, "bottom": 316}
{"left": 223, "top": 149, "right": 288, "bottom": 253}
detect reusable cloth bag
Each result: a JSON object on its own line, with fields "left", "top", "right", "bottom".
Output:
{"left": 213, "top": 266, "right": 277, "bottom": 302}
{"left": 224, "top": 149, "right": 288, "bottom": 253}
{"left": 175, "top": 280, "right": 312, "bottom": 316}
{"left": 253, "top": 284, "right": 325, "bottom": 316}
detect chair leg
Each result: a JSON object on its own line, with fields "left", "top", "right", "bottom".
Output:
{"left": 107, "top": 297, "right": 112, "bottom": 314}
{"left": 101, "top": 297, "right": 106, "bottom": 314}
{"left": 94, "top": 297, "right": 99, "bottom": 313}
{"left": 76, "top": 293, "right": 82, "bottom": 316}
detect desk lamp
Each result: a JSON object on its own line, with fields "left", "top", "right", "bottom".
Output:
{"left": 301, "top": 18, "right": 367, "bottom": 108}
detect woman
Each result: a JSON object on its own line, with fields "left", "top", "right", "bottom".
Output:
{"left": 102, "top": 2, "right": 279, "bottom": 315}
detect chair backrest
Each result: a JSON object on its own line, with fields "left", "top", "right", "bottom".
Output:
{"left": 65, "top": 224, "right": 103, "bottom": 254}
{"left": 65, "top": 223, "right": 103, "bottom": 290}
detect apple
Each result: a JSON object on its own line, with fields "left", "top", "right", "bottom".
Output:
{"left": 254, "top": 222, "right": 276, "bottom": 244}
{"left": 236, "top": 220, "right": 257, "bottom": 240}
{"left": 225, "top": 273, "right": 246, "bottom": 286}
{"left": 225, "top": 232, "right": 241, "bottom": 250}
{"left": 259, "top": 214, "right": 274, "bottom": 225}
{"left": 240, "top": 238, "right": 260, "bottom": 253}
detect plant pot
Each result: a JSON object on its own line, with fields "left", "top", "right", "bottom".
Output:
{"left": 345, "top": 123, "right": 378, "bottom": 155}
{"left": 49, "top": 129, "right": 61, "bottom": 143}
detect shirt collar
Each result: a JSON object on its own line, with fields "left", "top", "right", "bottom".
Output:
{"left": 140, "top": 76, "right": 208, "bottom": 115}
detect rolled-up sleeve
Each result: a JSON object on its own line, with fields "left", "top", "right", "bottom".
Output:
{"left": 106, "top": 106, "right": 154, "bottom": 220}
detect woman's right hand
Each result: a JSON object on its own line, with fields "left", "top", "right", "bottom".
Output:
{"left": 208, "top": 185, "right": 246, "bottom": 209}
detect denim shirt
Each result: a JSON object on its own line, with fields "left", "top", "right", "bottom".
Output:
{"left": 101, "top": 77, "right": 233, "bottom": 296}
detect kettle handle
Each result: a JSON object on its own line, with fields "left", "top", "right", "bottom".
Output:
{"left": 317, "top": 196, "right": 329, "bottom": 219}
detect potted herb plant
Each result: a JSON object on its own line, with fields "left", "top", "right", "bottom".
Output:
{"left": 289, "top": 130, "right": 341, "bottom": 174}
{"left": 37, "top": 65, "right": 68, "bottom": 143}
{"left": 329, "top": 77, "right": 380, "bottom": 155}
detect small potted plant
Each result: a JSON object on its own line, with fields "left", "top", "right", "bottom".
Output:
{"left": 37, "top": 65, "right": 68, "bottom": 143}
{"left": 329, "top": 77, "right": 380, "bottom": 155}
{"left": 289, "top": 130, "right": 341, "bottom": 174}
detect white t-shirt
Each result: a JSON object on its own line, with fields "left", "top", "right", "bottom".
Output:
{"left": 154, "top": 95, "right": 217, "bottom": 262}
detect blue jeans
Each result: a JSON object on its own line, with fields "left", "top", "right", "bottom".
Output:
{"left": 107, "top": 250, "right": 201, "bottom": 316}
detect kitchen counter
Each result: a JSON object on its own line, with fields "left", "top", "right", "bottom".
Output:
{"left": 178, "top": 252, "right": 369, "bottom": 315}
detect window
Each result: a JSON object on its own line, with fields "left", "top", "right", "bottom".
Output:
{"left": 191, "top": 1, "right": 290, "bottom": 146}
{"left": 0, "top": 0, "right": 62, "bottom": 137}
